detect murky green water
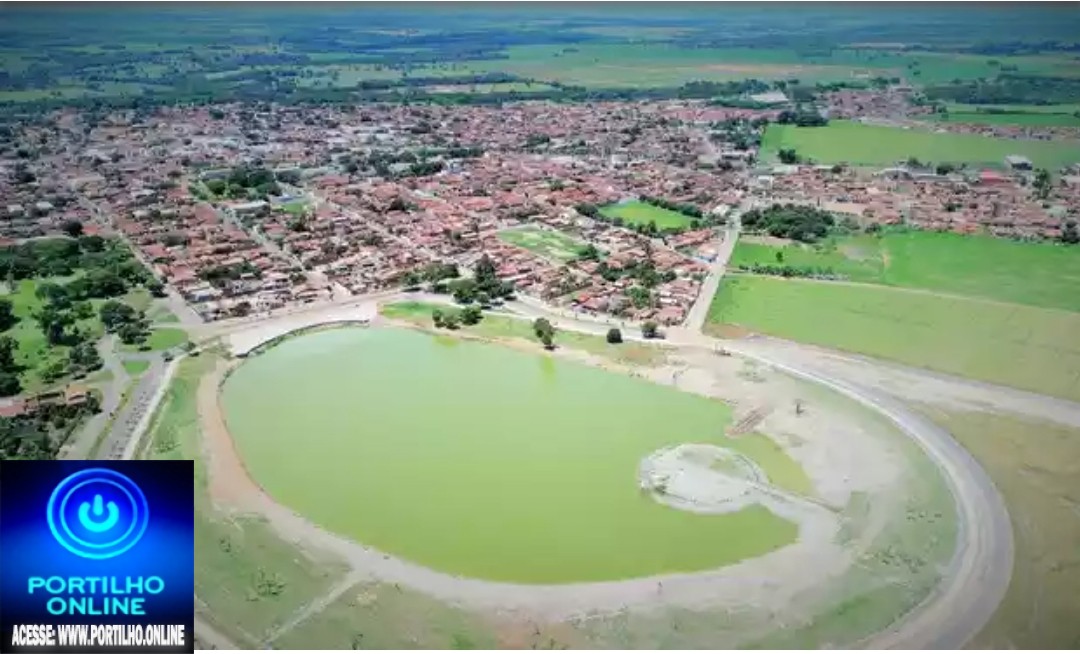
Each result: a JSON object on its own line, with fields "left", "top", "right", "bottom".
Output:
{"left": 222, "top": 328, "right": 796, "bottom": 583}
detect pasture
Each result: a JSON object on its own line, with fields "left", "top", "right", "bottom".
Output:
{"left": 600, "top": 201, "right": 694, "bottom": 229}
{"left": 761, "top": 121, "right": 1080, "bottom": 170}
{"left": 931, "top": 111, "right": 1080, "bottom": 127}
{"left": 732, "top": 230, "right": 1080, "bottom": 313}
{"left": 705, "top": 275, "right": 1080, "bottom": 402}
{"left": 916, "top": 408, "right": 1080, "bottom": 649}
{"left": 497, "top": 225, "right": 586, "bottom": 262}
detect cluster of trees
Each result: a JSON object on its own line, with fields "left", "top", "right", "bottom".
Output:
{"left": 0, "top": 236, "right": 154, "bottom": 289}
{"left": 99, "top": 300, "right": 151, "bottom": 346}
{"left": 925, "top": 75, "right": 1080, "bottom": 106}
{"left": 639, "top": 196, "right": 705, "bottom": 219}
{"left": 0, "top": 334, "right": 22, "bottom": 396}
{"left": 431, "top": 305, "right": 482, "bottom": 330}
{"left": 200, "top": 261, "right": 260, "bottom": 289}
{"left": 741, "top": 204, "right": 836, "bottom": 243}
{"left": 0, "top": 398, "right": 100, "bottom": 460}
{"left": 204, "top": 165, "right": 281, "bottom": 199}
{"left": 776, "top": 109, "right": 828, "bottom": 127}
{"left": 444, "top": 255, "right": 514, "bottom": 306}
{"left": 736, "top": 263, "right": 841, "bottom": 279}
{"left": 1062, "top": 220, "right": 1079, "bottom": 245}
{"left": 778, "top": 148, "right": 801, "bottom": 164}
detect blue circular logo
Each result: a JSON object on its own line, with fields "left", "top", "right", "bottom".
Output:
{"left": 47, "top": 468, "right": 149, "bottom": 560}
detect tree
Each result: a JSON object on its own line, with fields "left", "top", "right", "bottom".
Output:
{"left": 0, "top": 370, "right": 20, "bottom": 397}
{"left": 606, "top": 328, "right": 623, "bottom": 344}
{"left": 533, "top": 318, "right": 556, "bottom": 350}
{"left": 577, "top": 244, "right": 601, "bottom": 261}
{"left": 68, "top": 341, "right": 102, "bottom": 372}
{"left": 146, "top": 279, "right": 166, "bottom": 297}
{"left": 117, "top": 321, "right": 149, "bottom": 346}
{"left": 460, "top": 306, "right": 482, "bottom": 326}
{"left": 432, "top": 309, "right": 445, "bottom": 328}
{"left": 35, "top": 305, "right": 75, "bottom": 346}
{"left": 1062, "top": 220, "right": 1079, "bottom": 245}
{"left": 450, "top": 278, "right": 478, "bottom": 305}
{"left": 61, "top": 220, "right": 84, "bottom": 238}
{"left": 778, "top": 148, "right": 799, "bottom": 165}
{"left": 0, "top": 335, "right": 18, "bottom": 371}
{"left": 775, "top": 251, "right": 785, "bottom": 263}
{"left": 642, "top": 321, "right": 660, "bottom": 340}
{"left": 99, "top": 300, "right": 138, "bottom": 332}
{"left": 1034, "top": 168, "right": 1053, "bottom": 199}
{"left": 0, "top": 298, "right": 15, "bottom": 331}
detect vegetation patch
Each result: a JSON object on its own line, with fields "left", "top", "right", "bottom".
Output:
{"left": 916, "top": 407, "right": 1080, "bottom": 649}
{"left": 761, "top": 120, "right": 1080, "bottom": 170}
{"left": 706, "top": 275, "right": 1080, "bottom": 402}
{"left": 598, "top": 200, "right": 695, "bottom": 230}
{"left": 383, "top": 300, "right": 667, "bottom": 367}
{"left": 122, "top": 360, "right": 151, "bottom": 377}
{"left": 732, "top": 230, "right": 1080, "bottom": 313}
{"left": 497, "top": 226, "right": 588, "bottom": 263}
{"left": 121, "top": 327, "right": 188, "bottom": 353}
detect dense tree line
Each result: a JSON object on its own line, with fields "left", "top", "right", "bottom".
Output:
{"left": 0, "top": 399, "right": 100, "bottom": 460}
{"left": 741, "top": 204, "right": 836, "bottom": 243}
{"left": 736, "top": 263, "right": 841, "bottom": 279}
{"left": 925, "top": 75, "right": 1080, "bottom": 105}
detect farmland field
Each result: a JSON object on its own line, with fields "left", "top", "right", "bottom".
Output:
{"left": 705, "top": 275, "right": 1080, "bottom": 402}
{"left": 731, "top": 230, "right": 1080, "bottom": 313}
{"left": 761, "top": 121, "right": 1080, "bottom": 170}
{"left": 497, "top": 225, "right": 586, "bottom": 262}
{"left": 930, "top": 111, "right": 1080, "bottom": 127}
{"left": 600, "top": 201, "right": 694, "bottom": 229}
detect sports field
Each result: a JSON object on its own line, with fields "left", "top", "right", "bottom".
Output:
{"left": 732, "top": 230, "right": 1080, "bottom": 313}
{"left": 600, "top": 201, "right": 694, "bottom": 229}
{"left": 706, "top": 275, "right": 1080, "bottom": 402}
{"left": 761, "top": 121, "right": 1080, "bottom": 170}
{"left": 497, "top": 225, "right": 586, "bottom": 262}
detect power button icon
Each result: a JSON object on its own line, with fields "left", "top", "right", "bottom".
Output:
{"left": 47, "top": 468, "right": 149, "bottom": 559}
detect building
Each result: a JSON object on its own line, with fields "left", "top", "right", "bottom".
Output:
{"left": 1005, "top": 155, "right": 1034, "bottom": 171}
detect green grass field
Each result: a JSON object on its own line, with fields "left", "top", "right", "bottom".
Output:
{"left": 915, "top": 408, "right": 1080, "bottom": 649}
{"left": 121, "top": 327, "right": 188, "bottom": 353}
{"left": 122, "top": 360, "right": 150, "bottom": 377}
{"left": 761, "top": 120, "right": 1080, "bottom": 169}
{"left": 732, "top": 230, "right": 1080, "bottom": 313}
{"left": 600, "top": 201, "right": 694, "bottom": 229}
{"left": 706, "top": 275, "right": 1080, "bottom": 402}
{"left": 931, "top": 111, "right": 1080, "bottom": 127}
{"left": 382, "top": 301, "right": 667, "bottom": 367}
{"left": 497, "top": 225, "right": 586, "bottom": 262}
{"left": 2, "top": 279, "right": 105, "bottom": 391}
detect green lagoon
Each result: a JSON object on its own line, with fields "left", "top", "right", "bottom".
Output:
{"left": 221, "top": 327, "right": 797, "bottom": 583}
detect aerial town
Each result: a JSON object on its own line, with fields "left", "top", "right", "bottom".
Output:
{"left": 2, "top": 90, "right": 1078, "bottom": 328}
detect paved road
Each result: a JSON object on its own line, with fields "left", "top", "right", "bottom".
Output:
{"left": 60, "top": 335, "right": 129, "bottom": 460}
{"left": 683, "top": 216, "right": 741, "bottom": 333}
{"left": 97, "top": 355, "right": 166, "bottom": 460}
